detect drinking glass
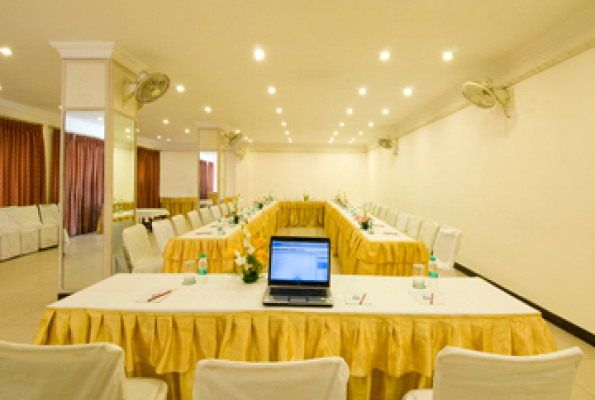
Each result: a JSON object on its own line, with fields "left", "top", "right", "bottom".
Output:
{"left": 183, "top": 260, "right": 196, "bottom": 285}
{"left": 412, "top": 263, "right": 426, "bottom": 289}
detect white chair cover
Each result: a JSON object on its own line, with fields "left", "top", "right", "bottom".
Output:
{"left": 210, "top": 205, "right": 222, "bottom": 220}
{"left": 194, "top": 358, "right": 349, "bottom": 400}
{"left": 227, "top": 202, "right": 236, "bottom": 213}
{"left": 433, "top": 226, "right": 462, "bottom": 270}
{"left": 386, "top": 210, "right": 399, "bottom": 227}
{"left": 200, "top": 208, "right": 213, "bottom": 225}
{"left": 221, "top": 203, "right": 231, "bottom": 216}
{"left": 19, "top": 205, "right": 58, "bottom": 249}
{"left": 361, "top": 201, "right": 368, "bottom": 211}
{"left": 406, "top": 215, "right": 423, "bottom": 239}
{"left": 0, "top": 340, "right": 168, "bottom": 400}
{"left": 369, "top": 203, "right": 378, "bottom": 216}
{"left": 187, "top": 210, "right": 202, "bottom": 229}
{"left": 377, "top": 205, "right": 389, "bottom": 221}
{"left": 171, "top": 215, "right": 188, "bottom": 236}
{"left": 402, "top": 346, "right": 583, "bottom": 400}
{"left": 37, "top": 205, "right": 60, "bottom": 249}
{"left": 419, "top": 219, "right": 439, "bottom": 254}
{"left": 38, "top": 204, "right": 59, "bottom": 224}
{"left": 2, "top": 207, "right": 38, "bottom": 255}
{"left": 396, "top": 212, "right": 410, "bottom": 232}
{"left": 152, "top": 220, "right": 176, "bottom": 255}
{"left": 111, "top": 220, "right": 132, "bottom": 273}
{"left": 122, "top": 224, "right": 163, "bottom": 273}
{"left": 0, "top": 208, "right": 20, "bottom": 260}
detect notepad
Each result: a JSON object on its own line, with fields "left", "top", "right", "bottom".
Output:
{"left": 342, "top": 291, "right": 372, "bottom": 305}
{"left": 135, "top": 287, "right": 175, "bottom": 303}
{"left": 408, "top": 289, "right": 445, "bottom": 305}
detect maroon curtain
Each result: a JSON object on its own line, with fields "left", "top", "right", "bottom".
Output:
{"left": 0, "top": 117, "right": 46, "bottom": 207}
{"left": 199, "top": 160, "right": 208, "bottom": 199}
{"left": 64, "top": 133, "right": 104, "bottom": 236}
{"left": 137, "top": 147, "right": 160, "bottom": 208}
{"left": 50, "top": 127, "right": 60, "bottom": 203}
{"left": 207, "top": 162, "right": 214, "bottom": 194}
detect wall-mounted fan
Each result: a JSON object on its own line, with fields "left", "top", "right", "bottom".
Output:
{"left": 224, "top": 131, "right": 243, "bottom": 147}
{"left": 123, "top": 71, "right": 170, "bottom": 110}
{"left": 235, "top": 146, "right": 247, "bottom": 160}
{"left": 378, "top": 136, "right": 399, "bottom": 155}
{"left": 462, "top": 77, "right": 513, "bottom": 118}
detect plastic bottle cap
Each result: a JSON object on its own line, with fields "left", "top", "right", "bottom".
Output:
{"left": 200, "top": 254, "right": 206, "bottom": 259}
{"left": 430, "top": 257, "right": 436, "bottom": 261}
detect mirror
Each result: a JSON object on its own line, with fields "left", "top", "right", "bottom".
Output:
{"left": 200, "top": 151, "right": 218, "bottom": 205}
{"left": 61, "top": 111, "right": 105, "bottom": 292}
{"left": 112, "top": 114, "right": 136, "bottom": 274}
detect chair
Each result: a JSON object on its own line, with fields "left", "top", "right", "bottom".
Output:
{"left": 0, "top": 208, "right": 20, "bottom": 260}
{"left": 112, "top": 220, "right": 132, "bottom": 273}
{"left": 402, "top": 346, "right": 583, "bottom": 400}
{"left": 386, "top": 210, "right": 399, "bottom": 227}
{"left": 38, "top": 204, "right": 61, "bottom": 249}
{"left": 122, "top": 224, "right": 163, "bottom": 273}
{"left": 377, "top": 205, "right": 389, "bottom": 221}
{"left": 0, "top": 340, "right": 167, "bottom": 400}
{"left": 152, "top": 219, "right": 176, "bottom": 255}
{"left": 172, "top": 215, "right": 189, "bottom": 236}
{"left": 19, "top": 205, "right": 59, "bottom": 249}
{"left": 219, "top": 203, "right": 229, "bottom": 217}
{"left": 419, "top": 219, "right": 439, "bottom": 254}
{"left": 209, "top": 205, "right": 222, "bottom": 220}
{"left": 396, "top": 212, "right": 410, "bottom": 231}
{"left": 361, "top": 201, "right": 368, "bottom": 211}
{"left": 406, "top": 215, "right": 423, "bottom": 239}
{"left": 187, "top": 210, "right": 202, "bottom": 229}
{"left": 227, "top": 202, "right": 236, "bottom": 213}
{"left": 433, "top": 226, "right": 462, "bottom": 270}
{"left": 0, "top": 207, "right": 38, "bottom": 255}
{"left": 200, "top": 208, "right": 213, "bottom": 225}
{"left": 194, "top": 357, "right": 349, "bottom": 400}
{"left": 369, "top": 203, "right": 378, "bottom": 216}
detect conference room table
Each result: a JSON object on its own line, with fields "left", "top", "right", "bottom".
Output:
{"left": 33, "top": 274, "right": 556, "bottom": 400}
{"left": 161, "top": 200, "right": 429, "bottom": 276}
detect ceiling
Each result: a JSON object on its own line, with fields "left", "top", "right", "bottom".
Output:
{"left": 0, "top": 0, "right": 592, "bottom": 149}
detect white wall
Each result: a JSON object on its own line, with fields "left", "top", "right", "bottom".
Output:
{"left": 368, "top": 47, "right": 595, "bottom": 333}
{"left": 113, "top": 148, "right": 134, "bottom": 201}
{"left": 160, "top": 151, "right": 198, "bottom": 197}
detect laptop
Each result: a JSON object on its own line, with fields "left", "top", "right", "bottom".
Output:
{"left": 262, "top": 236, "right": 334, "bottom": 307}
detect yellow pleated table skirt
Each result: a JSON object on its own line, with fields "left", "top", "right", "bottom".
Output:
{"left": 34, "top": 308, "right": 556, "bottom": 400}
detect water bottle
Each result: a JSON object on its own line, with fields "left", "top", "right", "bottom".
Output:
{"left": 428, "top": 256, "right": 438, "bottom": 290}
{"left": 198, "top": 254, "right": 208, "bottom": 285}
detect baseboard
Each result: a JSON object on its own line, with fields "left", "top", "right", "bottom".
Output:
{"left": 454, "top": 263, "right": 595, "bottom": 347}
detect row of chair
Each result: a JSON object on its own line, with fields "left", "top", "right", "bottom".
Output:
{"left": 362, "top": 201, "right": 462, "bottom": 270}
{"left": 0, "top": 204, "right": 60, "bottom": 261}
{"left": 0, "top": 338, "right": 582, "bottom": 400}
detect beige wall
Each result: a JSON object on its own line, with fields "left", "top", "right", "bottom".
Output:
{"left": 160, "top": 151, "right": 198, "bottom": 197}
{"left": 113, "top": 148, "right": 134, "bottom": 201}
{"left": 368, "top": 47, "right": 595, "bottom": 333}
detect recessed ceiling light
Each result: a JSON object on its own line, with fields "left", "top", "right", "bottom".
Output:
{"left": 157, "top": 135, "right": 162, "bottom": 139}
{"left": 349, "top": 141, "right": 352, "bottom": 145}
{"left": 249, "top": 139, "right": 252, "bottom": 143}
{"left": 285, "top": 131, "right": 289, "bottom": 135}
{"left": 334, "top": 131, "right": 338, "bottom": 136}
{"left": 163, "top": 119, "right": 169, "bottom": 124}
{"left": 166, "top": 138, "right": 171, "bottom": 142}
{"left": 276, "top": 108, "right": 282, "bottom": 113}
{"left": 359, "top": 87, "right": 366, "bottom": 95}
{"left": 359, "top": 131, "right": 363, "bottom": 135}
{"left": 281, "top": 121, "right": 286, "bottom": 126}
{"left": 382, "top": 109, "right": 389, "bottom": 115}
{"left": 329, "top": 138, "right": 334, "bottom": 144}
{"left": 185, "top": 129, "right": 190, "bottom": 133}
{"left": 127, "top": 135, "right": 131, "bottom": 139}
{"left": 380, "top": 51, "right": 390, "bottom": 61}
{"left": 403, "top": 87, "right": 413, "bottom": 96}
{"left": 268, "top": 86, "right": 276, "bottom": 94}
{"left": 125, "top": 128, "right": 130, "bottom": 133}
{"left": 368, "top": 122, "right": 374, "bottom": 127}
{"left": 0, "top": 47, "right": 12, "bottom": 56}
{"left": 346, "top": 108, "right": 353, "bottom": 114}
{"left": 176, "top": 85, "right": 185, "bottom": 92}
{"left": 254, "top": 47, "right": 265, "bottom": 61}
{"left": 288, "top": 138, "right": 292, "bottom": 143}
{"left": 205, "top": 106, "right": 211, "bottom": 113}
{"left": 339, "top": 122, "right": 344, "bottom": 127}
{"left": 442, "top": 51, "right": 454, "bottom": 61}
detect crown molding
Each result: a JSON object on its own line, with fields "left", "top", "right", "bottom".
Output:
{"left": 49, "top": 41, "right": 147, "bottom": 74}
{"left": 194, "top": 120, "right": 225, "bottom": 129}
{"left": 0, "top": 97, "right": 61, "bottom": 126}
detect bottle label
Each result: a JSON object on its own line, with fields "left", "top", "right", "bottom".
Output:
{"left": 429, "top": 271, "right": 438, "bottom": 278}
{"left": 199, "top": 268, "right": 207, "bottom": 275}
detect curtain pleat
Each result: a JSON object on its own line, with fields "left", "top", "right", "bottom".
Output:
{"left": 0, "top": 117, "right": 47, "bottom": 207}
{"left": 207, "top": 161, "right": 214, "bottom": 194}
{"left": 199, "top": 160, "right": 207, "bottom": 199}
{"left": 50, "top": 127, "right": 60, "bottom": 203}
{"left": 137, "top": 147, "right": 160, "bottom": 208}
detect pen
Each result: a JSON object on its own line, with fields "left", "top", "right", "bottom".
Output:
{"left": 430, "top": 292, "right": 434, "bottom": 305}
{"left": 359, "top": 292, "right": 367, "bottom": 305}
{"left": 147, "top": 290, "right": 172, "bottom": 303}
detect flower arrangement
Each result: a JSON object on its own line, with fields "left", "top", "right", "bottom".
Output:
{"left": 334, "top": 191, "right": 342, "bottom": 204}
{"left": 267, "top": 191, "right": 273, "bottom": 202}
{"left": 254, "top": 198, "right": 264, "bottom": 210}
{"left": 228, "top": 225, "right": 269, "bottom": 283}
{"left": 355, "top": 212, "right": 372, "bottom": 230}
{"left": 229, "top": 195, "right": 241, "bottom": 224}
{"left": 303, "top": 191, "right": 310, "bottom": 201}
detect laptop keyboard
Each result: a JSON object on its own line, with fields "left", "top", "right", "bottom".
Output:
{"left": 270, "top": 287, "right": 328, "bottom": 297}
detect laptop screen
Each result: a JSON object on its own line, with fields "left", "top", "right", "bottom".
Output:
{"left": 268, "top": 237, "right": 330, "bottom": 286}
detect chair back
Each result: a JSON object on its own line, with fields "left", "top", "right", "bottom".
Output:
{"left": 406, "top": 215, "right": 423, "bottom": 239}
{"left": 152, "top": 220, "right": 176, "bottom": 254}
{"left": 18, "top": 205, "right": 42, "bottom": 227}
{"left": 432, "top": 346, "right": 583, "bottom": 400}
{"left": 361, "top": 201, "right": 368, "bottom": 211}
{"left": 219, "top": 203, "right": 229, "bottom": 216}
{"left": 194, "top": 357, "right": 349, "bottom": 400}
{"left": 396, "top": 212, "right": 409, "bottom": 231}
{"left": 369, "top": 203, "right": 378, "bottom": 215}
{"left": 210, "top": 205, "right": 222, "bottom": 219}
{"left": 2, "top": 207, "right": 24, "bottom": 230}
{"left": 200, "top": 208, "right": 213, "bottom": 224}
{"left": 0, "top": 340, "right": 128, "bottom": 400}
{"left": 377, "top": 205, "right": 388, "bottom": 221}
{"left": 227, "top": 202, "right": 236, "bottom": 213}
{"left": 433, "top": 226, "right": 462, "bottom": 269}
{"left": 122, "top": 224, "right": 153, "bottom": 271}
{"left": 187, "top": 210, "right": 202, "bottom": 229}
{"left": 386, "top": 210, "right": 399, "bottom": 227}
{"left": 419, "top": 219, "right": 439, "bottom": 253}
{"left": 111, "top": 220, "right": 132, "bottom": 273}
{"left": 172, "top": 215, "right": 189, "bottom": 236}
{"left": 38, "top": 204, "right": 59, "bottom": 225}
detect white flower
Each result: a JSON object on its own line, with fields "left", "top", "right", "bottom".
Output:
{"left": 243, "top": 238, "right": 251, "bottom": 248}
{"left": 243, "top": 262, "right": 251, "bottom": 272}
{"left": 247, "top": 244, "right": 255, "bottom": 254}
{"left": 235, "top": 255, "right": 246, "bottom": 266}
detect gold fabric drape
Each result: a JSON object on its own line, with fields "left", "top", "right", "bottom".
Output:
{"left": 160, "top": 198, "right": 197, "bottom": 216}
{"left": 276, "top": 200, "right": 325, "bottom": 228}
{"left": 34, "top": 308, "right": 557, "bottom": 400}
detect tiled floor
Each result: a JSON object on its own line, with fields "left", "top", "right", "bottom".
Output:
{"left": 0, "top": 228, "right": 593, "bottom": 398}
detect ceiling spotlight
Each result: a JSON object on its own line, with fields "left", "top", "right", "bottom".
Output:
{"left": 125, "top": 128, "right": 130, "bottom": 133}
{"left": 127, "top": 135, "right": 131, "bottom": 139}
{"left": 185, "top": 129, "right": 190, "bottom": 133}
{"left": 235, "top": 130, "right": 240, "bottom": 133}
{"left": 339, "top": 122, "right": 344, "bottom": 127}
{"left": 349, "top": 141, "right": 353, "bottom": 145}
{"left": 268, "top": 86, "right": 276, "bottom": 94}
{"left": 285, "top": 131, "right": 289, "bottom": 135}
{"left": 276, "top": 108, "right": 282, "bottom": 113}
{"left": 329, "top": 138, "right": 334, "bottom": 144}
{"left": 254, "top": 47, "right": 265, "bottom": 61}
{"left": 368, "top": 122, "right": 374, "bottom": 127}
{"left": 288, "top": 138, "right": 292, "bottom": 143}
{"left": 443, "top": 51, "right": 454, "bottom": 61}
{"left": 346, "top": 108, "right": 353, "bottom": 114}
{"left": 379, "top": 51, "right": 390, "bottom": 61}
{"left": 176, "top": 85, "right": 185, "bottom": 92}
{"left": 382, "top": 109, "right": 389, "bottom": 115}
{"left": 157, "top": 135, "right": 162, "bottom": 139}
{"left": 0, "top": 47, "right": 12, "bottom": 56}
{"left": 359, "top": 87, "right": 366, "bottom": 95}
{"left": 166, "top": 138, "right": 171, "bottom": 142}
{"left": 136, "top": 128, "right": 139, "bottom": 132}
{"left": 403, "top": 87, "right": 413, "bottom": 96}
{"left": 281, "top": 121, "right": 286, "bottom": 126}
{"left": 334, "top": 131, "right": 338, "bottom": 136}
{"left": 359, "top": 131, "right": 363, "bottom": 135}
{"left": 205, "top": 106, "right": 211, "bottom": 113}
{"left": 163, "top": 119, "right": 169, "bottom": 124}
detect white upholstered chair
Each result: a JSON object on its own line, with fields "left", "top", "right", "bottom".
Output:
{"left": 419, "top": 219, "right": 439, "bottom": 254}
{"left": 369, "top": 203, "right": 378, "bottom": 216}
{"left": 361, "top": 201, "right": 368, "bottom": 211}
{"left": 112, "top": 220, "right": 132, "bottom": 273}
{"left": 187, "top": 210, "right": 202, "bottom": 229}
{"left": 386, "top": 210, "right": 399, "bottom": 227}
{"left": 200, "top": 208, "right": 213, "bottom": 224}
{"left": 406, "top": 215, "right": 423, "bottom": 239}
{"left": 210, "top": 205, "right": 222, "bottom": 219}
{"left": 171, "top": 214, "right": 189, "bottom": 236}
{"left": 19, "top": 205, "right": 59, "bottom": 249}
{"left": 227, "top": 202, "right": 236, "bottom": 213}
{"left": 433, "top": 226, "right": 462, "bottom": 270}
{"left": 194, "top": 358, "right": 349, "bottom": 400}
{"left": 0, "top": 340, "right": 167, "bottom": 400}
{"left": 377, "top": 205, "right": 389, "bottom": 221}
{"left": 1, "top": 207, "right": 38, "bottom": 255}
{"left": 122, "top": 224, "right": 163, "bottom": 273}
{"left": 152, "top": 219, "right": 176, "bottom": 255}
{"left": 219, "top": 203, "right": 229, "bottom": 216}
{"left": 396, "top": 212, "right": 410, "bottom": 232}
{"left": 402, "top": 346, "right": 583, "bottom": 400}
{"left": 0, "top": 208, "right": 20, "bottom": 260}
